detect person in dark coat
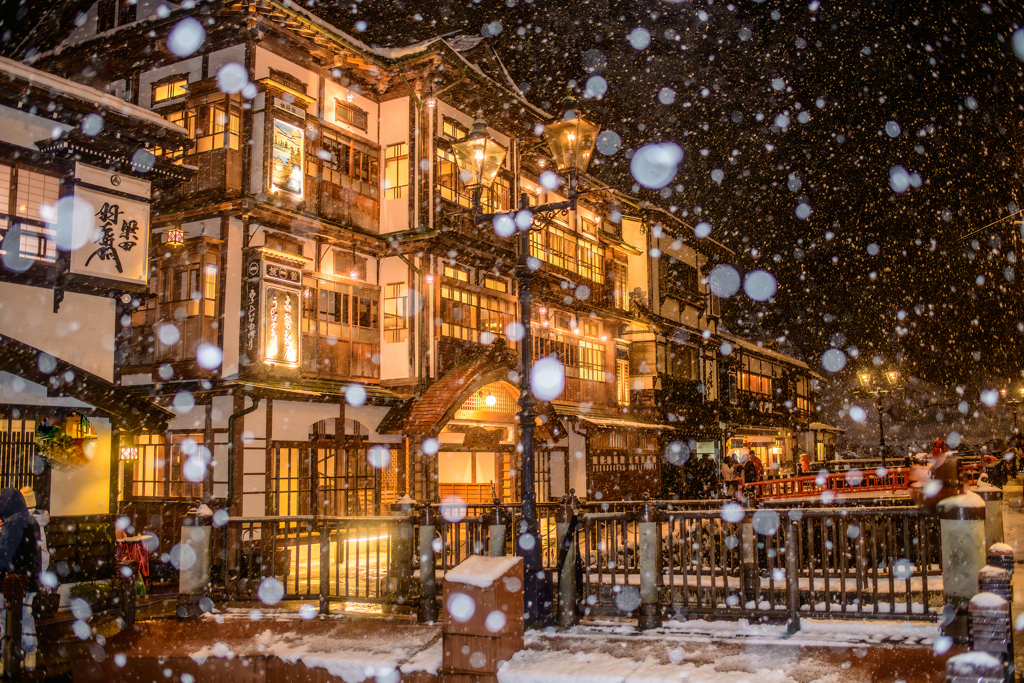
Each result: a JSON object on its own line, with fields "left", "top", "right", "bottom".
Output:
{"left": 0, "top": 488, "right": 41, "bottom": 671}
{"left": 695, "top": 454, "right": 718, "bottom": 499}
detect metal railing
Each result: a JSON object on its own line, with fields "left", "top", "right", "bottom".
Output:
{"left": 571, "top": 503, "right": 943, "bottom": 626}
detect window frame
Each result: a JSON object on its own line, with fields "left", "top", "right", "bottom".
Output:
{"left": 336, "top": 100, "right": 369, "bottom": 131}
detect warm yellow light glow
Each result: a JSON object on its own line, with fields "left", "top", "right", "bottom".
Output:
{"left": 425, "top": 273, "right": 434, "bottom": 283}
{"left": 166, "top": 228, "right": 185, "bottom": 247}
{"left": 538, "top": 306, "right": 547, "bottom": 314}
{"left": 885, "top": 371, "right": 898, "bottom": 385}
{"left": 484, "top": 394, "right": 497, "bottom": 407}
{"left": 345, "top": 91, "right": 355, "bottom": 102}
{"left": 859, "top": 373, "right": 871, "bottom": 387}
{"left": 350, "top": 269, "right": 359, "bottom": 279}
{"left": 120, "top": 447, "right": 138, "bottom": 461}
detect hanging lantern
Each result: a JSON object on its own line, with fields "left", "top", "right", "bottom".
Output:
{"left": 166, "top": 227, "right": 185, "bottom": 247}
{"left": 345, "top": 91, "right": 356, "bottom": 102}
{"left": 120, "top": 446, "right": 139, "bottom": 461}
{"left": 425, "top": 96, "right": 437, "bottom": 108}
{"left": 450, "top": 118, "right": 509, "bottom": 189}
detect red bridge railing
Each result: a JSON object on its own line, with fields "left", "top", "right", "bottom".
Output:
{"left": 743, "top": 462, "right": 983, "bottom": 501}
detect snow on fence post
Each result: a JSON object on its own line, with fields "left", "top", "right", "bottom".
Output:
{"left": 489, "top": 502, "right": 507, "bottom": 557}
{"left": 938, "top": 491, "right": 987, "bottom": 642}
{"left": 638, "top": 495, "right": 661, "bottom": 631}
{"left": 971, "top": 479, "right": 1004, "bottom": 550}
{"left": 945, "top": 651, "right": 1004, "bottom": 683}
{"left": 785, "top": 513, "right": 801, "bottom": 635}
{"left": 556, "top": 492, "right": 579, "bottom": 628}
{"left": 419, "top": 505, "right": 439, "bottom": 623}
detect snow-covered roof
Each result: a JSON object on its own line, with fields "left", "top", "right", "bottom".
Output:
{"left": 718, "top": 331, "right": 809, "bottom": 370}
{"left": 0, "top": 56, "right": 187, "bottom": 136}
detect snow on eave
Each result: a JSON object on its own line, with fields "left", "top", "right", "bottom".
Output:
{"left": 718, "top": 331, "right": 810, "bottom": 370}
{"left": 635, "top": 199, "right": 734, "bottom": 256}
{"left": 0, "top": 56, "right": 187, "bottom": 137}
{"left": 434, "top": 39, "right": 550, "bottom": 121}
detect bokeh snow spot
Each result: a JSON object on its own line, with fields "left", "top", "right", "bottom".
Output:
{"left": 630, "top": 142, "right": 683, "bottom": 189}
{"left": 167, "top": 17, "right": 206, "bottom": 57}
{"left": 531, "top": 356, "right": 565, "bottom": 401}
{"left": 743, "top": 270, "right": 777, "bottom": 302}
{"left": 258, "top": 577, "right": 285, "bottom": 605}
{"left": 447, "top": 592, "right": 476, "bottom": 623}
{"left": 709, "top": 264, "right": 741, "bottom": 298}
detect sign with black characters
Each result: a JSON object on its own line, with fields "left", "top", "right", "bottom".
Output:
{"left": 67, "top": 163, "right": 151, "bottom": 286}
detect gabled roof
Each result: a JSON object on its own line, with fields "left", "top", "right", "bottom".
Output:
{"left": 0, "top": 333, "right": 174, "bottom": 432}
{"left": 378, "top": 340, "right": 565, "bottom": 440}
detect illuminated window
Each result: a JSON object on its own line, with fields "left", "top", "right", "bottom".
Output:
{"left": 436, "top": 144, "right": 470, "bottom": 207}
{"left": 14, "top": 169, "right": 59, "bottom": 223}
{"left": 318, "top": 128, "right": 379, "bottom": 200}
{"left": 383, "top": 143, "right": 409, "bottom": 199}
{"left": 336, "top": 100, "right": 368, "bottom": 130}
{"left": 617, "top": 359, "right": 630, "bottom": 406}
{"left": 203, "top": 263, "right": 218, "bottom": 300}
{"left": 442, "top": 116, "right": 468, "bottom": 140}
{"left": 335, "top": 252, "right": 367, "bottom": 280}
{"left": 153, "top": 109, "right": 188, "bottom": 160}
{"left": 193, "top": 100, "right": 240, "bottom": 152}
{"left": 443, "top": 265, "right": 470, "bottom": 282}
{"left": 483, "top": 276, "right": 507, "bottom": 293}
{"left": 580, "top": 216, "right": 597, "bottom": 236}
{"left": 129, "top": 433, "right": 204, "bottom": 500}
{"left": 482, "top": 173, "right": 512, "bottom": 213}
{"left": 383, "top": 283, "right": 407, "bottom": 343}
{"left": 153, "top": 78, "right": 187, "bottom": 105}
{"left": 440, "top": 284, "right": 479, "bottom": 341}
{"left": 608, "top": 257, "right": 628, "bottom": 310}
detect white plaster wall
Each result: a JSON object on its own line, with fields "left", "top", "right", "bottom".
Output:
{"left": 255, "top": 48, "right": 319, "bottom": 105}
{"left": 208, "top": 45, "right": 246, "bottom": 80}
{"left": 622, "top": 217, "right": 648, "bottom": 303}
{"left": 323, "top": 77, "right": 379, "bottom": 142}
{"left": 138, "top": 57, "right": 203, "bottom": 109}
{"left": 379, "top": 257, "right": 410, "bottom": 381}
{"left": 379, "top": 97, "right": 410, "bottom": 234}
{"left": 567, "top": 429, "right": 587, "bottom": 500}
{"left": 222, "top": 217, "right": 244, "bottom": 378}
{"left": 0, "top": 105, "right": 72, "bottom": 150}
{"left": 270, "top": 400, "right": 340, "bottom": 441}
{"left": 50, "top": 416, "right": 111, "bottom": 516}
{"left": 549, "top": 451, "right": 566, "bottom": 498}
{"left": 251, "top": 110, "right": 265, "bottom": 194}
{"left": 0, "top": 282, "right": 115, "bottom": 381}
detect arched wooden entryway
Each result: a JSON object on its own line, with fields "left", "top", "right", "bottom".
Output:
{"left": 269, "top": 418, "right": 393, "bottom": 517}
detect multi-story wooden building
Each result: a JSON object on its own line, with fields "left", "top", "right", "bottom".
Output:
{"left": 21, "top": 0, "right": 825, "bottom": 551}
{"left": 0, "top": 53, "right": 191, "bottom": 577}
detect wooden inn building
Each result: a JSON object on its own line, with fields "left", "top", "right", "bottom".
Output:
{"left": 0, "top": 0, "right": 837, "bottom": 557}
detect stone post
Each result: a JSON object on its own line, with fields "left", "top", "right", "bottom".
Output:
{"left": 938, "top": 491, "right": 986, "bottom": 641}
{"left": 971, "top": 480, "right": 1004, "bottom": 550}
{"left": 418, "top": 506, "right": 438, "bottom": 623}
{"left": 118, "top": 560, "right": 137, "bottom": 629}
{"left": 177, "top": 504, "right": 213, "bottom": 618}
{"left": 388, "top": 493, "right": 417, "bottom": 610}
{"left": 556, "top": 492, "right": 579, "bottom": 628}
{"left": 638, "top": 495, "right": 661, "bottom": 630}
{"left": 489, "top": 502, "right": 507, "bottom": 557}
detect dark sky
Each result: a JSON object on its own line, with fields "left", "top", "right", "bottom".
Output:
{"left": 336, "top": 0, "right": 1024, "bottom": 390}
{"left": 7, "top": 0, "right": 1024, "bottom": 389}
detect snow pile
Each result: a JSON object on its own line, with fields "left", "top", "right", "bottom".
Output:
{"left": 498, "top": 649, "right": 804, "bottom": 683}
{"left": 969, "top": 592, "right": 1007, "bottom": 610}
{"left": 937, "top": 491, "right": 986, "bottom": 509}
{"left": 445, "top": 555, "right": 522, "bottom": 588}
{"left": 399, "top": 640, "right": 443, "bottom": 675}
{"left": 988, "top": 542, "right": 1013, "bottom": 554}
{"left": 188, "top": 627, "right": 440, "bottom": 682}
{"left": 947, "top": 651, "right": 1003, "bottom": 675}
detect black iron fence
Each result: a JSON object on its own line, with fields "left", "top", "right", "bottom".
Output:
{"left": 206, "top": 497, "right": 943, "bottom": 630}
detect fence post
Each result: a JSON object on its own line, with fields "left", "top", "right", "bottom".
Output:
{"left": 118, "top": 560, "right": 137, "bottom": 629}
{"left": 785, "top": 515, "right": 801, "bottom": 635}
{"left": 740, "top": 512, "right": 757, "bottom": 604}
{"left": 938, "top": 492, "right": 986, "bottom": 642}
{"left": 418, "top": 506, "right": 438, "bottom": 623}
{"left": 319, "top": 523, "right": 330, "bottom": 615}
{"left": 638, "top": 495, "right": 661, "bottom": 631}
{"left": 489, "top": 501, "right": 507, "bottom": 557}
{"left": 972, "top": 480, "right": 1004, "bottom": 550}
{"left": 177, "top": 504, "right": 213, "bottom": 618}
{"left": 556, "top": 492, "right": 579, "bottom": 628}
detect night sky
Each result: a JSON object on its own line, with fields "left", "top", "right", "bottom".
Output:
{"left": 5, "top": 0, "right": 1024, "bottom": 392}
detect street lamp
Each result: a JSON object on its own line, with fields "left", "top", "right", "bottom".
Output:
{"left": 1000, "top": 387, "right": 1024, "bottom": 433}
{"left": 853, "top": 370, "right": 899, "bottom": 465}
{"left": 450, "top": 94, "right": 599, "bottom": 626}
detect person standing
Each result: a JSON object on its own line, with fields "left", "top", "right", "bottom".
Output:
{"left": 0, "top": 488, "right": 41, "bottom": 675}
{"left": 17, "top": 487, "right": 46, "bottom": 672}
{"left": 721, "top": 456, "right": 737, "bottom": 497}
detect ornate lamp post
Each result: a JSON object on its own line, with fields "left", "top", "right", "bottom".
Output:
{"left": 450, "top": 96, "right": 599, "bottom": 626}
{"left": 855, "top": 370, "right": 899, "bottom": 465}
{"left": 999, "top": 387, "right": 1023, "bottom": 434}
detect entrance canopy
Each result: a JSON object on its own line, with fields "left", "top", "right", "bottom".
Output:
{"left": 378, "top": 341, "right": 565, "bottom": 439}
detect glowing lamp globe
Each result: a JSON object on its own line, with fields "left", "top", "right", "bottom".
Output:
{"left": 541, "top": 96, "right": 600, "bottom": 175}
{"left": 451, "top": 118, "right": 508, "bottom": 188}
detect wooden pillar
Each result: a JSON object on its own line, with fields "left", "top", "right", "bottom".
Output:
{"left": 108, "top": 419, "right": 121, "bottom": 516}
